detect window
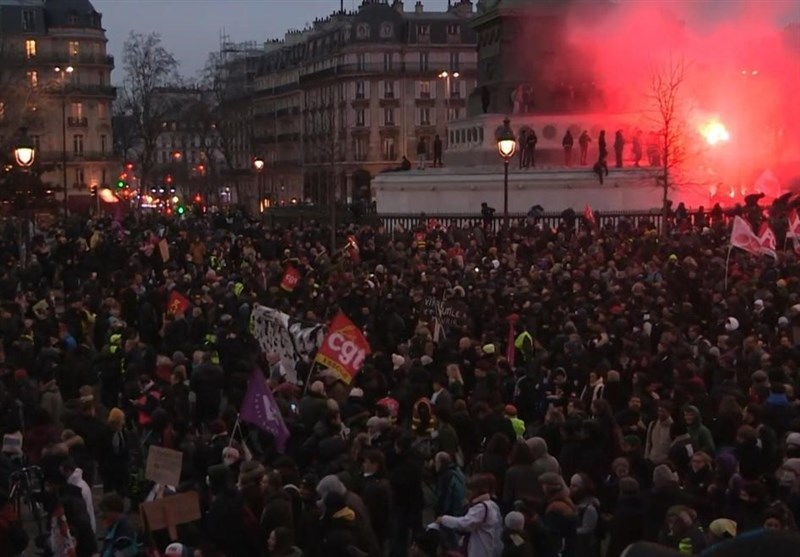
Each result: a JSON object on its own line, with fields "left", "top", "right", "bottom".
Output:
{"left": 417, "top": 25, "right": 430, "bottom": 37}
{"left": 25, "top": 40, "right": 36, "bottom": 59}
{"left": 356, "top": 53, "right": 368, "bottom": 71}
{"left": 383, "top": 108, "right": 395, "bottom": 126}
{"left": 0, "top": 102, "right": 4, "bottom": 121}
{"left": 355, "top": 81, "right": 366, "bottom": 99}
{"left": 27, "top": 71, "right": 38, "bottom": 87}
{"left": 450, "top": 52, "right": 460, "bottom": 72}
{"left": 74, "top": 168, "right": 84, "bottom": 187}
{"left": 101, "top": 168, "right": 107, "bottom": 186}
{"left": 450, "top": 78, "right": 460, "bottom": 98}
{"left": 354, "top": 137, "right": 367, "bottom": 161}
{"left": 161, "top": 151, "right": 168, "bottom": 164}
{"left": 100, "top": 134, "right": 107, "bottom": 154}
{"left": 355, "top": 109, "right": 366, "bottom": 127}
{"left": 383, "top": 80, "right": 394, "bottom": 99}
{"left": 420, "top": 108, "right": 431, "bottom": 126}
{"left": 383, "top": 52, "right": 393, "bottom": 72}
{"left": 97, "top": 102, "right": 108, "bottom": 119}
{"left": 419, "top": 80, "right": 431, "bottom": 99}
{"left": 22, "top": 10, "right": 34, "bottom": 31}
{"left": 69, "top": 41, "right": 80, "bottom": 57}
{"left": 382, "top": 137, "right": 396, "bottom": 161}
{"left": 448, "top": 107, "right": 462, "bottom": 121}
{"left": 419, "top": 52, "right": 429, "bottom": 72}
{"left": 71, "top": 102, "right": 83, "bottom": 119}
{"left": 447, "top": 24, "right": 460, "bottom": 36}
{"left": 73, "top": 134, "right": 84, "bottom": 155}
{"left": 357, "top": 23, "right": 370, "bottom": 39}
{"left": 380, "top": 22, "right": 393, "bottom": 38}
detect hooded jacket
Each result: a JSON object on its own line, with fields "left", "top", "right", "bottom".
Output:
{"left": 685, "top": 406, "right": 716, "bottom": 455}
{"left": 527, "top": 437, "right": 561, "bottom": 478}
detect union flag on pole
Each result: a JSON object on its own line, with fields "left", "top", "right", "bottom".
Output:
{"left": 166, "top": 290, "right": 191, "bottom": 316}
{"left": 757, "top": 222, "right": 777, "bottom": 258}
{"left": 729, "top": 216, "right": 762, "bottom": 256}
{"left": 315, "top": 311, "right": 371, "bottom": 384}
{"left": 280, "top": 266, "right": 301, "bottom": 292}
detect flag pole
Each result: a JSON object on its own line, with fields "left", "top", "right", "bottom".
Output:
{"left": 302, "top": 361, "right": 318, "bottom": 395}
{"left": 228, "top": 414, "right": 241, "bottom": 447}
{"left": 724, "top": 245, "right": 733, "bottom": 291}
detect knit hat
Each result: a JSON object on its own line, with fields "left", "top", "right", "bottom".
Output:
{"left": 709, "top": 518, "right": 737, "bottom": 538}
{"left": 391, "top": 354, "right": 405, "bottom": 370}
{"left": 504, "top": 511, "right": 525, "bottom": 532}
{"left": 420, "top": 355, "right": 434, "bottom": 366}
{"left": 349, "top": 388, "right": 364, "bottom": 399}
{"left": 786, "top": 432, "right": 800, "bottom": 449}
{"left": 107, "top": 407, "right": 125, "bottom": 425}
{"left": 653, "top": 464, "right": 679, "bottom": 488}
{"left": 310, "top": 381, "right": 326, "bottom": 395}
{"left": 164, "top": 543, "right": 189, "bottom": 557}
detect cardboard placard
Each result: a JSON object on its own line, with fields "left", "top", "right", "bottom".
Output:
{"left": 159, "top": 239, "right": 170, "bottom": 262}
{"left": 140, "top": 491, "right": 201, "bottom": 540}
{"left": 145, "top": 446, "right": 183, "bottom": 487}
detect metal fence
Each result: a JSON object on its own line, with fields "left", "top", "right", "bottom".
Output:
{"left": 265, "top": 206, "right": 666, "bottom": 233}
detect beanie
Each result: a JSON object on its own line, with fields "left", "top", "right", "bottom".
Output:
{"left": 653, "top": 464, "right": 678, "bottom": 489}
{"left": 504, "top": 511, "right": 525, "bottom": 532}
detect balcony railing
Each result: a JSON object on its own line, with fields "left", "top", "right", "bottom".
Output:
{"left": 67, "top": 116, "right": 88, "bottom": 127}
{"left": 37, "top": 151, "right": 117, "bottom": 162}
{"left": 65, "top": 84, "right": 117, "bottom": 97}
{"left": 2, "top": 52, "right": 114, "bottom": 66}
{"left": 299, "top": 62, "right": 477, "bottom": 83}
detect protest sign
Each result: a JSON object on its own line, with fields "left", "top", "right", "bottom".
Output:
{"left": 145, "top": 446, "right": 183, "bottom": 487}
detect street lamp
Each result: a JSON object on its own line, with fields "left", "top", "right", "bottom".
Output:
{"left": 495, "top": 117, "right": 517, "bottom": 230}
{"left": 13, "top": 128, "right": 35, "bottom": 168}
{"left": 438, "top": 71, "right": 461, "bottom": 121}
{"left": 55, "top": 65, "right": 73, "bottom": 220}
{"left": 253, "top": 157, "right": 265, "bottom": 213}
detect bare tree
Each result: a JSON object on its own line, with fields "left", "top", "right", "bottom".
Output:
{"left": 119, "top": 32, "right": 180, "bottom": 192}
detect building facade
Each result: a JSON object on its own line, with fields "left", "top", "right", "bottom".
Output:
{"left": 0, "top": 0, "right": 116, "bottom": 212}
{"left": 224, "top": 0, "right": 478, "bottom": 207}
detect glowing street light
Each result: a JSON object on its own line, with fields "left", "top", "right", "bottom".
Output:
{"left": 701, "top": 120, "right": 730, "bottom": 146}
{"left": 495, "top": 117, "right": 518, "bottom": 231}
{"left": 13, "top": 127, "right": 35, "bottom": 168}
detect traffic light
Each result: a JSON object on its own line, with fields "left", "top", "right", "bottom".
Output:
{"left": 116, "top": 172, "right": 128, "bottom": 189}
{"left": 193, "top": 193, "right": 202, "bottom": 204}
{"left": 176, "top": 204, "right": 186, "bottom": 215}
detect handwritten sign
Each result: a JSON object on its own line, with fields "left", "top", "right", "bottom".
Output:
{"left": 145, "top": 446, "right": 183, "bottom": 487}
{"left": 420, "top": 296, "right": 469, "bottom": 328}
{"left": 140, "top": 491, "right": 201, "bottom": 540}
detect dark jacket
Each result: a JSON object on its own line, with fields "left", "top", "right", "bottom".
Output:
{"left": 361, "top": 473, "right": 393, "bottom": 543}
{"left": 606, "top": 493, "right": 644, "bottom": 557}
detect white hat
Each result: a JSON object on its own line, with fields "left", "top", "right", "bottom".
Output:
{"left": 164, "top": 543, "right": 186, "bottom": 557}
{"left": 725, "top": 317, "right": 739, "bottom": 332}
{"left": 349, "top": 388, "right": 364, "bottom": 399}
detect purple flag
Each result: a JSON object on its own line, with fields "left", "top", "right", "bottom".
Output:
{"left": 240, "top": 370, "right": 290, "bottom": 451}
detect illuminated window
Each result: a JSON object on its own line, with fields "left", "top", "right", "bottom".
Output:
{"left": 71, "top": 102, "right": 83, "bottom": 119}
{"left": 27, "top": 71, "right": 38, "bottom": 87}
{"left": 419, "top": 81, "right": 431, "bottom": 99}
{"left": 69, "top": 41, "right": 80, "bottom": 57}
{"left": 25, "top": 40, "right": 36, "bottom": 58}
{"left": 73, "top": 134, "right": 84, "bottom": 155}
{"left": 382, "top": 137, "right": 396, "bottom": 161}
{"left": 100, "top": 134, "right": 107, "bottom": 154}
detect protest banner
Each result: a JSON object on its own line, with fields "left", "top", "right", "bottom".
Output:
{"left": 145, "top": 446, "right": 183, "bottom": 487}
{"left": 314, "top": 311, "right": 370, "bottom": 384}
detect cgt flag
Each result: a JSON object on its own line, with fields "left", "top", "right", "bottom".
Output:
{"left": 583, "top": 204, "right": 596, "bottom": 227}
{"left": 280, "top": 266, "right": 301, "bottom": 292}
{"left": 757, "top": 222, "right": 777, "bottom": 258}
{"left": 730, "top": 216, "right": 762, "bottom": 256}
{"left": 166, "top": 290, "right": 191, "bottom": 316}
{"left": 315, "top": 311, "right": 371, "bottom": 384}
{"left": 240, "top": 370, "right": 290, "bottom": 451}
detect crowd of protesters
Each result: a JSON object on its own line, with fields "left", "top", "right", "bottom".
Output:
{"left": 1, "top": 198, "right": 800, "bottom": 557}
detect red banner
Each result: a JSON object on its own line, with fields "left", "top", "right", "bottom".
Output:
{"left": 315, "top": 311, "right": 371, "bottom": 384}
{"left": 280, "top": 266, "right": 301, "bottom": 292}
{"left": 166, "top": 290, "right": 191, "bottom": 316}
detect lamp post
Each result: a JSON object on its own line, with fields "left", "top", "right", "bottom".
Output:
{"left": 54, "top": 66, "right": 73, "bottom": 221}
{"left": 13, "top": 127, "right": 35, "bottom": 265}
{"left": 495, "top": 117, "right": 517, "bottom": 231}
{"left": 438, "top": 71, "right": 460, "bottom": 121}
{"left": 253, "top": 157, "right": 265, "bottom": 214}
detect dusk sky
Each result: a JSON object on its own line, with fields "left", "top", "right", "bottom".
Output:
{"left": 92, "top": 0, "right": 799, "bottom": 84}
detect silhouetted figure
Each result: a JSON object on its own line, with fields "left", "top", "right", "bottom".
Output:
{"left": 400, "top": 156, "right": 411, "bottom": 171}
{"left": 614, "top": 130, "right": 625, "bottom": 168}
{"left": 481, "top": 202, "right": 495, "bottom": 227}
{"left": 593, "top": 160, "right": 608, "bottom": 184}
{"left": 562, "top": 130, "right": 574, "bottom": 166}
{"left": 647, "top": 132, "right": 660, "bottom": 166}
{"left": 432, "top": 135, "right": 443, "bottom": 167}
{"left": 632, "top": 130, "right": 643, "bottom": 167}
{"left": 481, "top": 86, "right": 490, "bottom": 114}
{"left": 579, "top": 130, "right": 592, "bottom": 165}
{"left": 598, "top": 130, "right": 608, "bottom": 162}
{"left": 523, "top": 129, "right": 538, "bottom": 168}
{"left": 416, "top": 138, "right": 427, "bottom": 170}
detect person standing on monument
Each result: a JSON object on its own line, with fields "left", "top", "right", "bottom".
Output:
{"left": 579, "top": 130, "right": 592, "bottom": 165}
{"left": 417, "top": 137, "right": 428, "bottom": 170}
{"left": 526, "top": 129, "right": 538, "bottom": 168}
{"left": 563, "top": 130, "right": 574, "bottom": 166}
{"left": 433, "top": 135, "right": 443, "bottom": 168}
{"left": 632, "top": 130, "right": 643, "bottom": 167}
{"left": 614, "top": 130, "right": 625, "bottom": 168}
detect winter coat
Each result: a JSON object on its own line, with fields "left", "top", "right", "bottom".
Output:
{"left": 435, "top": 464, "right": 467, "bottom": 517}
{"left": 644, "top": 418, "right": 673, "bottom": 464}
{"left": 606, "top": 494, "right": 644, "bottom": 557}
{"left": 361, "top": 473, "right": 393, "bottom": 543}
{"left": 440, "top": 495, "right": 503, "bottom": 557}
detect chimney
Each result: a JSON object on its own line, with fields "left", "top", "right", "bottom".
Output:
{"left": 415, "top": 1, "right": 423, "bottom": 14}
{"left": 455, "top": 0, "right": 473, "bottom": 16}
{"left": 392, "top": 0, "right": 404, "bottom": 13}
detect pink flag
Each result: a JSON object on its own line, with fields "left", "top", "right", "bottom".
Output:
{"left": 787, "top": 210, "right": 800, "bottom": 239}
{"left": 583, "top": 204, "right": 595, "bottom": 227}
{"left": 730, "top": 216, "right": 762, "bottom": 256}
{"left": 757, "top": 222, "right": 777, "bottom": 258}
{"left": 240, "top": 370, "right": 290, "bottom": 451}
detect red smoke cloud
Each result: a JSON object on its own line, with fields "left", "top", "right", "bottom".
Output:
{"left": 562, "top": 0, "right": 800, "bottom": 200}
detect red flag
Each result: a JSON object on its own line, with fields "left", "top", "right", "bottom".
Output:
{"left": 166, "top": 290, "right": 191, "bottom": 316}
{"left": 506, "top": 314, "right": 519, "bottom": 368}
{"left": 584, "top": 204, "right": 595, "bottom": 226}
{"left": 315, "top": 311, "right": 371, "bottom": 384}
{"left": 280, "top": 266, "right": 301, "bottom": 292}
{"left": 345, "top": 235, "right": 360, "bottom": 264}
{"left": 730, "top": 216, "right": 762, "bottom": 256}
{"left": 757, "top": 222, "right": 777, "bottom": 258}
{"left": 787, "top": 210, "right": 800, "bottom": 239}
